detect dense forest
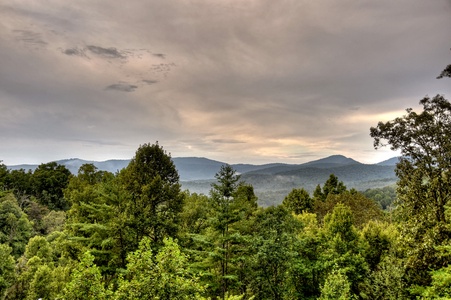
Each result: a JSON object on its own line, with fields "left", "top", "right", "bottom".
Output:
{"left": 1, "top": 76, "right": 451, "bottom": 298}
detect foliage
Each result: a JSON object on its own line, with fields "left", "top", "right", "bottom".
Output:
{"left": 319, "top": 269, "right": 355, "bottom": 300}
{"left": 313, "top": 174, "right": 347, "bottom": 202}
{"left": 362, "top": 185, "right": 397, "bottom": 210}
{"left": 0, "top": 192, "right": 33, "bottom": 257}
{"left": 114, "top": 237, "right": 205, "bottom": 300}
{"left": 119, "top": 142, "right": 184, "bottom": 247}
{"left": 371, "top": 95, "right": 451, "bottom": 289}
{"left": 32, "top": 162, "right": 72, "bottom": 210}
{"left": 0, "top": 244, "right": 15, "bottom": 300}
{"left": 314, "top": 191, "right": 384, "bottom": 228}
{"left": 283, "top": 188, "right": 313, "bottom": 214}
{"left": 57, "top": 251, "right": 109, "bottom": 300}
{"left": 320, "top": 204, "right": 368, "bottom": 297}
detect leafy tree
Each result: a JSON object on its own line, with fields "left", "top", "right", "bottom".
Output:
{"left": 0, "top": 162, "right": 7, "bottom": 191}
{"left": 0, "top": 192, "right": 33, "bottom": 257}
{"left": 314, "top": 191, "right": 384, "bottom": 228}
{"left": 320, "top": 204, "right": 368, "bottom": 297}
{"left": 319, "top": 269, "right": 355, "bottom": 300}
{"left": 437, "top": 50, "right": 450, "bottom": 79}
{"left": 248, "top": 206, "right": 300, "bottom": 299}
{"left": 283, "top": 188, "right": 313, "bottom": 214}
{"left": 292, "top": 212, "right": 323, "bottom": 298}
{"left": 370, "top": 95, "right": 451, "bottom": 288}
{"left": 119, "top": 143, "right": 184, "bottom": 248}
{"left": 362, "top": 185, "right": 397, "bottom": 210}
{"left": 114, "top": 237, "right": 205, "bottom": 300}
{"left": 57, "top": 251, "right": 109, "bottom": 300}
{"left": 65, "top": 165, "right": 126, "bottom": 272}
{"left": 32, "top": 162, "right": 72, "bottom": 210}
{"left": 0, "top": 244, "right": 15, "bottom": 299}
{"left": 5, "top": 169, "right": 33, "bottom": 202}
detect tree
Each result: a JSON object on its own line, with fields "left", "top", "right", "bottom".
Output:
{"left": 283, "top": 188, "right": 313, "bottom": 214}
{"left": 320, "top": 204, "right": 368, "bottom": 297}
{"left": 114, "top": 237, "right": 205, "bottom": 300}
{"left": 319, "top": 269, "right": 354, "bottom": 300}
{"left": 0, "top": 192, "right": 33, "bottom": 257}
{"left": 208, "top": 164, "right": 242, "bottom": 299}
{"left": 370, "top": 95, "right": 451, "bottom": 289}
{"left": 119, "top": 143, "right": 184, "bottom": 248}
{"left": 58, "top": 251, "right": 109, "bottom": 300}
{"left": 313, "top": 174, "right": 347, "bottom": 202}
{"left": 0, "top": 162, "right": 7, "bottom": 191}
{"left": 437, "top": 49, "right": 450, "bottom": 79}
{"left": 32, "top": 162, "right": 72, "bottom": 210}
{"left": 64, "top": 165, "right": 127, "bottom": 272}
{"left": 0, "top": 244, "right": 15, "bottom": 299}
{"left": 314, "top": 191, "right": 384, "bottom": 228}
{"left": 248, "top": 206, "right": 300, "bottom": 299}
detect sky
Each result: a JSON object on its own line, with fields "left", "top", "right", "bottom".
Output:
{"left": 1, "top": 0, "right": 451, "bottom": 166}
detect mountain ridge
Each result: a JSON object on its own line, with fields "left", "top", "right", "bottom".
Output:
{"left": 6, "top": 154, "right": 398, "bottom": 206}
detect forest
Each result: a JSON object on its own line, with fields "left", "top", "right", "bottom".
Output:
{"left": 1, "top": 62, "right": 451, "bottom": 299}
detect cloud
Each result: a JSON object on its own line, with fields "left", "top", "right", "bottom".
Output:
{"left": 105, "top": 83, "right": 138, "bottom": 92}
{"left": 13, "top": 30, "right": 47, "bottom": 47}
{"left": 86, "top": 45, "right": 125, "bottom": 59}
{"left": 62, "top": 47, "right": 86, "bottom": 57}
{"left": 142, "top": 79, "right": 158, "bottom": 85}
{"left": 1, "top": 0, "right": 451, "bottom": 165}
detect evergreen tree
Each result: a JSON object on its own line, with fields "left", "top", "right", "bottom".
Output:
{"left": 119, "top": 143, "right": 184, "bottom": 248}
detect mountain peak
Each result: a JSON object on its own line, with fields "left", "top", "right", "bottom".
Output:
{"left": 301, "top": 155, "right": 360, "bottom": 168}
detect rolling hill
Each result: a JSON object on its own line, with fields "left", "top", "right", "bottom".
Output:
{"left": 7, "top": 154, "right": 398, "bottom": 206}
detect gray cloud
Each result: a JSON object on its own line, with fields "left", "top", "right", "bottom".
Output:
{"left": 105, "top": 83, "right": 138, "bottom": 92}
{"left": 13, "top": 30, "right": 47, "bottom": 47}
{"left": 142, "top": 79, "right": 158, "bottom": 85}
{"left": 86, "top": 45, "right": 125, "bottom": 59}
{"left": 62, "top": 47, "right": 86, "bottom": 57}
{"left": 1, "top": 0, "right": 451, "bottom": 165}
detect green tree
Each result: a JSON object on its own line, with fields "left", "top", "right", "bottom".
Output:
{"left": 370, "top": 95, "right": 451, "bottom": 289}
{"left": 0, "top": 244, "right": 15, "bottom": 299}
{"left": 319, "top": 269, "right": 354, "bottom": 300}
{"left": 313, "top": 174, "right": 347, "bottom": 202}
{"left": 283, "top": 188, "right": 313, "bottom": 214}
{"left": 0, "top": 192, "right": 33, "bottom": 257}
{"left": 114, "top": 237, "right": 205, "bottom": 300}
{"left": 65, "top": 165, "right": 127, "bottom": 272}
{"left": 119, "top": 143, "right": 184, "bottom": 248}
{"left": 206, "top": 164, "right": 242, "bottom": 299}
{"left": 314, "top": 191, "right": 384, "bottom": 228}
{"left": 32, "top": 162, "right": 72, "bottom": 210}
{"left": 320, "top": 204, "right": 368, "bottom": 297}
{"left": 248, "top": 206, "right": 300, "bottom": 299}
{"left": 0, "top": 162, "right": 7, "bottom": 191}
{"left": 58, "top": 251, "right": 108, "bottom": 300}
{"left": 5, "top": 169, "right": 33, "bottom": 202}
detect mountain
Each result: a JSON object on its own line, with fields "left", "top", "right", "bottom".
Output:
{"left": 376, "top": 156, "right": 400, "bottom": 166}
{"left": 8, "top": 158, "right": 130, "bottom": 175}
{"left": 7, "top": 155, "right": 399, "bottom": 207}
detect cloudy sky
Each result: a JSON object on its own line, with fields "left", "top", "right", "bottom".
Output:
{"left": 1, "top": 0, "right": 450, "bottom": 165}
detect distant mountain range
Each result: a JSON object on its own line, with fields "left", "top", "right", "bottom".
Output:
{"left": 7, "top": 155, "right": 399, "bottom": 207}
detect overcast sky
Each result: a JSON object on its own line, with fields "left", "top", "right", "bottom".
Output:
{"left": 1, "top": 0, "right": 450, "bottom": 165}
